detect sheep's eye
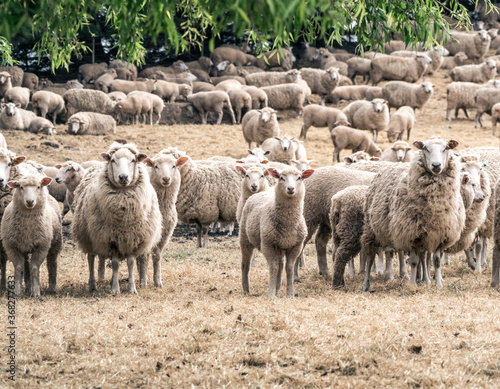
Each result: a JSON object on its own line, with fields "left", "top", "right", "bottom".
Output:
{"left": 297, "top": 177, "right": 301, "bottom": 181}
{"left": 245, "top": 174, "right": 249, "bottom": 178}
{"left": 7, "top": 162, "right": 11, "bottom": 167}
{"left": 260, "top": 175, "right": 264, "bottom": 178}
{"left": 280, "top": 177, "right": 285, "bottom": 181}
{"left": 154, "top": 165, "right": 159, "bottom": 169}
{"left": 172, "top": 165, "right": 176, "bottom": 169}
{"left": 37, "top": 186, "right": 40, "bottom": 189}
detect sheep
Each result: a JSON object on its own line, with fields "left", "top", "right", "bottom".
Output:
{"left": 254, "top": 49, "right": 294, "bottom": 71}
{"left": 245, "top": 69, "right": 301, "bottom": 87}
{"left": 446, "top": 80, "right": 500, "bottom": 121}
{"left": 360, "top": 138, "right": 464, "bottom": 291}
{"left": 260, "top": 84, "right": 306, "bottom": 116}
{"left": 94, "top": 69, "right": 118, "bottom": 93}
{"left": 241, "top": 107, "right": 280, "bottom": 148}
{"left": 0, "top": 71, "right": 12, "bottom": 99}
{"left": 108, "top": 79, "right": 156, "bottom": 94}
{"left": 63, "top": 89, "right": 117, "bottom": 117}
{"left": 186, "top": 91, "right": 236, "bottom": 125}
{"left": 338, "top": 75, "right": 353, "bottom": 86}
{"left": 390, "top": 46, "right": 445, "bottom": 75}
{"left": 240, "top": 166, "right": 314, "bottom": 297}
{"left": 27, "top": 117, "right": 56, "bottom": 135}
{"left": 54, "top": 161, "right": 87, "bottom": 212}
{"left": 325, "top": 85, "right": 369, "bottom": 104}
{"left": 0, "top": 66, "right": 24, "bottom": 87}
{"left": 114, "top": 93, "right": 147, "bottom": 125}
{"left": 366, "top": 86, "right": 383, "bottom": 101}
{"left": 330, "top": 126, "right": 382, "bottom": 163}
{"left": 22, "top": 72, "right": 39, "bottom": 92}
{"left": 299, "top": 104, "right": 349, "bottom": 140}
{"left": 66, "top": 112, "right": 116, "bottom": 135}
{"left": 1, "top": 174, "right": 62, "bottom": 297}
{"left": 138, "top": 61, "right": 189, "bottom": 78}
{"left": 192, "top": 82, "right": 215, "bottom": 93}
{"left": 447, "top": 60, "right": 496, "bottom": 83}
{"left": 291, "top": 138, "right": 307, "bottom": 161}
{"left": 107, "top": 91, "right": 127, "bottom": 102}
{"left": 109, "top": 60, "right": 138, "bottom": 79}
{"left": 39, "top": 79, "right": 84, "bottom": 96}
{"left": 300, "top": 67, "right": 339, "bottom": 105}
{"left": 0, "top": 103, "right": 36, "bottom": 131}
{"left": 386, "top": 106, "right": 416, "bottom": 142}
{"left": 474, "top": 87, "right": 500, "bottom": 128}
{"left": 228, "top": 89, "right": 252, "bottom": 124}
{"left": 241, "top": 86, "right": 268, "bottom": 109}
{"left": 235, "top": 165, "right": 270, "bottom": 223}
{"left": 31, "top": 90, "right": 65, "bottom": 124}
{"left": 342, "top": 99, "right": 390, "bottom": 142}
{"left": 380, "top": 140, "right": 413, "bottom": 162}
{"left": 382, "top": 81, "right": 434, "bottom": 111}
{"left": 492, "top": 103, "right": 500, "bottom": 135}
{"left": 210, "top": 47, "right": 256, "bottom": 67}
{"left": 441, "top": 51, "right": 468, "bottom": 70}
{"left": 347, "top": 57, "right": 371, "bottom": 84}
{"left": 211, "top": 75, "right": 246, "bottom": 85}
{"left": 128, "top": 91, "right": 165, "bottom": 125}
{"left": 78, "top": 62, "right": 108, "bottom": 84}
{"left": 261, "top": 135, "right": 297, "bottom": 164}
{"left": 186, "top": 56, "right": 213, "bottom": 75}
{"left": 152, "top": 71, "right": 196, "bottom": 84}
{"left": 215, "top": 79, "right": 243, "bottom": 92}
{"left": 369, "top": 54, "right": 432, "bottom": 85}
{"left": 3, "top": 87, "right": 30, "bottom": 109}
{"left": 71, "top": 143, "right": 162, "bottom": 293}
{"left": 445, "top": 30, "right": 491, "bottom": 63}
{"left": 318, "top": 49, "right": 348, "bottom": 75}
{"left": 152, "top": 80, "right": 192, "bottom": 103}
{"left": 290, "top": 159, "right": 313, "bottom": 172}
{"left": 114, "top": 67, "right": 135, "bottom": 80}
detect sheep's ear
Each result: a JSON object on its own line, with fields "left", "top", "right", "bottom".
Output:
{"left": 264, "top": 169, "right": 270, "bottom": 176}
{"left": 176, "top": 156, "right": 189, "bottom": 167}
{"left": 12, "top": 156, "right": 26, "bottom": 165}
{"left": 101, "top": 152, "right": 111, "bottom": 161}
{"left": 301, "top": 169, "right": 314, "bottom": 179}
{"left": 307, "top": 159, "right": 314, "bottom": 164}
{"left": 143, "top": 157, "right": 153, "bottom": 167}
{"left": 247, "top": 149, "right": 254, "bottom": 155}
{"left": 235, "top": 166, "right": 246, "bottom": 176}
{"left": 370, "top": 157, "right": 380, "bottom": 161}
{"left": 267, "top": 168, "right": 280, "bottom": 179}
{"left": 462, "top": 174, "right": 470, "bottom": 185}
{"left": 447, "top": 139, "right": 459, "bottom": 150}
{"left": 137, "top": 153, "right": 148, "bottom": 162}
{"left": 7, "top": 181, "right": 19, "bottom": 189}
{"left": 343, "top": 156, "right": 354, "bottom": 163}
{"left": 412, "top": 140, "right": 425, "bottom": 150}
{"left": 41, "top": 177, "right": 52, "bottom": 187}
{"left": 55, "top": 165, "right": 62, "bottom": 169}
{"left": 14, "top": 103, "right": 21, "bottom": 108}
{"left": 261, "top": 160, "right": 269, "bottom": 164}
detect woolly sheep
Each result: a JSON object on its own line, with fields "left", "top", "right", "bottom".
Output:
{"left": 365, "top": 86, "right": 383, "bottom": 101}
{"left": 300, "top": 104, "right": 349, "bottom": 140}
{"left": 67, "top": 112, "right": 116, "bottom": 135}
{"left": 370, "top": 54, "right": 431, "bottom": 85}
{"left": 240, "top": 166, "right": 314, "bottom": 297}
{"left": 31, "top": 90, "right": 65, "bottom": 124}
{"left": 441, "top": 51, "right": 468, "bottom": 69}
{"left": 128, "top": 91, "right": 164, "bottom": 125}
{"left": 380, "top": 140, "right": 413, "bottom": 162}
{"left": 325, "top": 85, "right": 369, "bottom": 104}
{"left": 245, "top": 70, "right": 301, "bottom": 87}
{"left": 0, "top": 71, "right": 12, "bottom": 99}
{"left": 291, "top": 139, "right": 307, "bottom": 161}
{"left": 241, "top": 86, "right": 268, "bottom": 109}
{"left": 27, "top": 117, "right": 56, "bottom": 135}
{"left": 0, "top": 66, "right": 24, "bottom": 87}
{"left": 254, "top": 49, "right": 294, "bottom": 71}
{"left": 114, "top": 93, "right": 148, "bottom": 125}
{"left": 3, "top": 87, "right": 30, "bottom": 109}
{"left": 187, "top": 91, "right": 236, "bottom": 125}
{"left": 300, "top": 67, "right": 339, "bottom": 105}
{"left": 192, "top": 81, "right": 215, "bottom": 93}
{"left": 447, "top": 60, "right": 496, "bottom": 83}
{"left": 63, "top": 89, "right": 117, "bottom": 117}
{"left": 78, "top": 62, "right": 108, "bottom": 84}
{"left": 94, "top": 69, "right": 118, "bottom": 93}
{"left": 22, "top": 72, "right": 39, "bottom": 92}
{"left": 474, "top": 88, "right": 500, "bottom": 128}
{"left": 290, "top": 159, "right": 313, "bottom": 172}
{"left": 235, "top": 165, "right": 270, "bottom": 223}
{"left": 109, "top": 79, "right": 156, "bottom": 94}
{"left": 330, "top": 126, "right": 382, "bottom": 163}
{"left": 215, "top": 79, "right": 243, "bottom": 92}
{"left": 152, "top": 80, "right": 192, "bottom": 103}
{"left": 211, "top": 75, "right": 246, "bottom": 85}
{"left": 114, "top": 68, "right": 135, "bottom": 80}
{"left": 228, "top": 89, "right": 252, "bottom": 124}
{"left": 446, "top": 80, "right": 500, "bottom": 121}
{"left": 107, "top": 91, "right": 127, "bottom": 102}
{"left": 211, "top": 47, "right": 256, "bottom": 67}
{"left": 109, "top": 60, "right": 138, "bottom": 79}
{"left": 382, "top": 81, "right": 434, "bottom": 111}
{"left": 318, "top": 49, "right": 348, "bottom": 75}
{"left": 445, "top": 30, "right": 491, "bottom": 63}
{"left": 347, "top": 57, "right": 371, "bottom": 84}
{"left": 390, "top": 46, "right": 445, "bottom": 75}
{"left": 241, "top": 107, "right": 280, "bottom": 148}
{"left": 72, "top": 143, "right": 162, "bottom": 293}
{"left": 0, "top": 103, "right": 36, "bottom": 131}
{"left": 342, "top": 99, "right": 390, "bottom": 142}
{"left": 138, "top": 61, "right": 189, "bottom": 78}
{"left": 386, "top": 106, "right": 416, "bottom": 142}
{"left": 261, "top": 84, "right": 306, "bottom": 116}
{"left": 261, "top": 135, "right": 296, "bottom": 164}
{"left": 39, "top": 79, "right": 84, "bottom": 96}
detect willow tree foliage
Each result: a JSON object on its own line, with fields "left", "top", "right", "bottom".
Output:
{"left": 0, "top": 0, "right": 495, "bottom": 70}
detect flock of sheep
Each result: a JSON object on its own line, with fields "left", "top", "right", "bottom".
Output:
{"left": 2, "top": 20, "right": 500, "bottom": 297}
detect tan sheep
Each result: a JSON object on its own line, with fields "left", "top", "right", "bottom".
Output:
{"left": 474, "top": 88, "right": 500, "bottom": 128}
{"left": 0, "top": 71, "right": 12, "bottom": 99}
{"left": 27, "top": 117, "right": 56, "bottom": 135}
{"left": 261, "top": 135, "right": 297, "bottom": 164}
{"left": 326, "top": 85, "right": 369, "bottom": 104}
{"left": 254, "top": 49, "right": 294, "bottom": 71}
{"left": 22, "top": 72, "right": 39, "bottom": 92}
{"left": 241, "top": 107, "right": 280, "bottom": 148}
{"left": 128, "top": 91, "right": 164, "bottom": 125}
{"left": 235, "top": 165, "right": 270, "bottom": 223}
{"left": 330, "top": 126, "right": 382, "bottom": 163}
{"left": 365, "top": 86, "right": 383, "bottom": 101}
{"left": 300, "top": 67, "right": 339, "bottom": 105}
{"left": 186, "top": 91, "right": 236, "bottom": 125}
{"left": 114, "top": 94, "right": 148, "bottom": 125}
{"left": 0, "top": 66, "right": 24, "bottom": 87}
{"left": 441, "top": 51, "right": 468, "bottom": 69}
{"left": 210, "top": 47, "right": 256, "bottom": 67}
{"left": 346, "top": 57, "right": 371, "bottom": 84}
{"left": 382, "top": 81, "right": 434, "bottom": 111}
{"left": 447, "top": 60, "right": 496, "bottom": 83}
{"left": 390, "top": 46, "right": 445, "bottom": 75}
{"left": 386, "top": 106, "right": 416, "bottom": 142}
{"left": 63, "top": 89, "right": 117, "bottom": 117}
{"left": 241, "top": 86, "right": 268, "bottom": 109}
{"left": 138, "top": 61, "right": 190, "bottom": 78}
{"left": 445, "top": 30, "right": 491, "bottom": 63}
{"left": 78, "top": 62, "right": 108, "bottom": 84}
{"left": 380, "top": 140, "right": 413, "bottom": 162}
{"left": 299, "top": 104, "right": 349, "bottom": 140}
{"left": 94, "top": 69, "right": 118, "bottom": 93}
{"left": 260, "top": 84, "right": 306, "bottom": 116}
{"left": 66, "top": 112, "right": 116, "bottom": 135}
{"left": 109, "top": 79, "right": 156, "bottom": 94}
{"left": 446, "top": 80, "right": 500, "bottom": 121}
{"left": 107, "top": 91, "right": 127, "bottom": 102}
{"left": 370, "top": 54, "right": 432, "bottom": 85}
{"left": 31, "top": 90, "right": 65, "bottom": 124}
{"left": 152, "top": 80, "right": 192, "bottom": 103}
{"left": 228, "top": 89, "right": 252, "bottom": 124}
{"left": 0, "top": 103, "right": 36, "bottom": 131}
{"left": 214, "top": 79, "right": 243, "bottom": 92}
{"left": 4, "top": 87, "right": 30, "bottom": 109}
{"left": 245, "top": 69, "right": 301, "bottom": 87}
{"left": 342, "top": 98, "right": 390, "bottom": 143}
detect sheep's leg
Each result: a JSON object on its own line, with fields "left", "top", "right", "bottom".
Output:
{"left": 422, "top": 252, "right": 431, "bottom": 286}
{"left": 384, "top": 248, "right": 394, "bottom": 282}
{"left": 263, "top": 246, "right": 280, "bottom": 296}
{"left": 0, "top": 245, "right": 7, "bottom": 289}
{"left": 465, "top": 245, "right": 476, "bottom": 269}
{"left": 137, "top": 254, "right": 148, "bottom": 287}
{"left": 88, "top": 254, "right": 97, "bottom": 291}
{"left": 493, "top": 121, "right": 497, "bottom": 136}
{"left": 202, "top": 224, "right": 209, "bottom": 248}
{"left": 127, "top": 256, "right": 138, "bottom": 294}
{"left": 474, "top": 114, "right": 480, "bottom": 129}
{"left": 24, "top": 256, "right": 30, "bottom": 292}
{"left": 228, "top": 107, "right": 236, "bottom": 125}
{"left": 333, "top": 148, "right": 341, "bottom": 164}
{"left": 98, "top": 256, "right": 106, "bottom": 281}
{"left": 397, "top": 251, "right": 409, "bottom": 279}
{"left": 409, "top": 251, "right": 419, "bottom": 284}
{"left": 52, "top": 112, "right": 57, "bottom": 125}
{"left": 315, "top": 224, "right": 331, "bottom": 277}
{"left": 152, "top": 247, "right": 163, "bottom": 287}
{"left": 475, "top": 239, "right": 483, "bottom": 273}
{"left": 434, "top": 251, "right": 443, "bottom": 289}
{"left": 216, "top": 110, "right": 224, "bottom": 125}
{"left": 286, "top": 245, "right": 303, "bottom": 297}
{"left": 294, "top": 226, "right": 316, "bottom": 283}
{"left": 275, "top": 255, "right": 285, "bottom": 295}
{"left": 373, "top": 131, "right": 378, "bottom": 143}
{"left": 347, "top": 258, "right": 355, "bottom": 279}
{"left": 195, "top": 222, "right": 203, "bottom": 248}
{"left": 13, "top": 259, "right": 23, "bottom": 296}
{"left": 46, "top": 247, "right": 58, "bottom": 294}
{"left": 376, "top": 248, "right": 385, "bottom": 275}
{"left": 481, "top": 238, "right": 488, "bottom": 267}
{"left": 241, "top": 242, "right": 254, "bottom": 295}
{"left": 320, "top": 97, "right": 325, "bottom": 106}
{"left": 359, "top": 252, "right": 367, "bottom": 274}
{"left": 492, "top": 245, "right": 500, "bottom": 287}
{"left": 464, "top": 109, "right": 471, "bottom": 120}
{"left": 29, "top": 254, "right": 45, "bottom": 298}
{"left": 332, "top": 244, "right": 359, "bottom": 289}
{"left": 361, "top": 254, "right": 375, "bottom": 292}
{"left": 110, "top": 257, "right": 120, "bottom": 294}
{"left": 446, "top": 108, "right": 452, "bottom": 121}
{"left": 299, "top": 125, "right": 309, "bottom": 140}
{"left": 443, "top": 253, "right": 450, "bottom": 266}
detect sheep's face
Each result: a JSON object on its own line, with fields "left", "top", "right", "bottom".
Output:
{"left": 417, "top": 54, "right": 432, "bottom": 64}
{"left": 456, "top": 52, "right": 468, "bottom": 63}
{"left": 288, "top": 70, "right": 301, "bottom": 81}
{"left": 67, "top": 120, "right": 83, "bottom": 134}
{"left": 290, "top": 159, "right": 313, "bottom": 172}
{"left": 102, "top": 147, "right": 147, "bottom": 188}
{"left": 182, "top": 86, "right": 193, "bottom": 98}
{"left": 268, "top": 167, "right": 314, "bottom": 197}
{"left": 248, "top": 148, "right": 270, "bottom": 162}
{"left": 478, "top": 30, "right": 489, "bottom": 42}
{"left": 413, "top": 138, "right": 459, "bottom": 175}
{"left": 174, "top": 61, "right": 189, "bottom": 72}
{"left": 146, "top": 154, "right": 185, "bottom": 187}
{"left": 326, "top": 68, "right": 339, "bottom": 81}
{"left": 40, "top": 124, "right": 56, "bottom": 135}
{"left": 8, "top": 176, "right": 51, "bottom": 209}
{"left": 0, "top": 72, "right": 11, "bottom": 85}
{"left": 487, "top": 60, "right": 496, "bottom": 69}
{"left": 185, "top": 72, "right": 197, "bottom": 82}
{"left": 216, "top": 61, "right": 229, "bottom": 72}
{"left": 435, "top": 46, "right": 449, "bottom": 56}
{"left": 68, "top": 80, "right": 84, "bottom": 89}
{"left": 394, "top": 146, "right": 411, "bottom": 162}
{"left": 343, "top": 151, "right": 371, "bottom": 164}
{"left": 371, "top": 99, "right": 387, "bottom": 114}
{"left": 489, "top": 28, "right": 498, "bottom": 39}
{"left": 422, "top": 82, "right": 434, "bottom": 94}
{"left": 275, "top": 136, "right": 294, "bottom": 152}
{"left": 259, "top": 107, "right": 276, "bottom": 123}
{"left": 4, "top": 103, "right": 17, "bottom": 117}
{"left": 55, "top": 163, "right": 77, "bottom": 184}
{"left": 461, "top": 162, "right": 485, "bottom": 203}
{"left": 236, "top": 166, "right": 268, "bottom": 193}
{"left": 0, "top": 153, "right": 24, "bottom": 189}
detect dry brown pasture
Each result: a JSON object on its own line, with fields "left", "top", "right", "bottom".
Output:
{"left": 1, "top": 68, "right": 500, "bottom": 388}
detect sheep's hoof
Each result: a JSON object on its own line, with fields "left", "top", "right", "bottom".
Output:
{"left": 294, "top": 277, "right": 301, "bottom": 283}
{"left": 128, "top": 285, "right": 138, "bottom": 294}
{"left": 384, "top": 274, "right": 394, "bottom": 282}
{"left": 154, "top": 280, "right": 164, "bottom": 288}
{"left": 361, "top": 282, "right": 370, "bottom": 292}
{"left": 401, "top": 273, "right": 410, "bottom": 281}
{"left": 111, "top": 287, "right": 120, "bottom": 295}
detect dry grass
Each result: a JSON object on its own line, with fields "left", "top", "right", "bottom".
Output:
{"left": 1, "top": 68, "right": 500, "bottom": 388}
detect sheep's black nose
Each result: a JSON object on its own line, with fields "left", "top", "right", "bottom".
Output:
{"left": 119, "top": 174, "right": 129, "bottom": 182}
{"left": 26, "top": 200, "right": 34, "bottom": 207}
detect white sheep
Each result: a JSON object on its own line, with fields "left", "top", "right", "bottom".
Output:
{"left": 382, "top": 81, "right": 434, "bottom": 111}
{"left": 330, "top": 126, "right": 382, "bottom": 163}
{"left": 446, "top": 80, "right": 500, "bottom": 121}
{"left": 260, "top": 84, "right": 306, "bottom": 116}
{"left": 447, "top": 60, "right": 496, "bottom": 83}
{"left": 31, "top": 90, "right": 65, "bottom": 124}
{"left": 66, "top": 112, "right": 116, "bottom": 135}
{"left": 300, "top": 104, "right": 349, "bottom": 140}
{"left": 370, "top": 54, "right": 432, "bottom": 85}
{"left": 187, "top": 91, "right": 236, "bottom": 125}
{"left": 241, "top": 107, "right": 280, "bottom": 148}
{"left": 386, "top": 106, "right": 416, "bottom": 142}
{"left": 380, "top": 140, "right": 413, "bottom": 162}
{"left": 300, "top": 67, "right": 339, "bottom": 105}
{"left": 261, "top": 135, "right": 297, "bottom": 164}
{"left": 3, "top": 86, "right": 30, "bottom": 109}
{"left": 235, "top": 165, "right": 270, "bottom": 223}
{"left": 342, "top": 99, "right": 390, "bottom": 143}
{"left": 0, "top": 103, "right": 36, "bottom": 131}
{"left": 63, "top": 89, "right": 116, "bottom": 117}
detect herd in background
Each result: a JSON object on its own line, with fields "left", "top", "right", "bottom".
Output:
{"left": 4, "top": 16, "right": 500, "bottom": 297}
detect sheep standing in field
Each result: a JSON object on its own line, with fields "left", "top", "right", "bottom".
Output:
{"left": 152, "top": 80, "right": 192, "bottom": 103}
{"left": 300, "top": 104, "right": 349, "bottom": 140}
{"left": 382, "top": 81, "right": 434, "bottom": 111}
{"left": 474, "top": 88, "right": 500, "bottom": 128}
{"left": 0, "top": 71, "right": 12, "bottom": 99}
{"left": 114, "top": 93, "right": 149, "bottom": 125}
{"left": 347, "top": 57, "right": 371, "bottom": 84}
{"left": 240, "top": 167, "right": 314, "bottom": 297}
{"left": 330, "top": 126, "right": 382, "bottom": 163}
{"left": 235, "top": 165, "right": 270, "bottom": 222}
{"left": 78, "top": 62, "right": 108, "bottom": 84}
{"left": 128, "top": 91, "right": 164, "bottom": 125}
{"left": 445, "top": 30, "right": 491, "bottom": 63}
{"left": 241, "top": 86, "right": 268, "bottom": 109}
{"left": 370, "top": 54, "right": 431, "bottom": 85}
{"left": 31, "top": 90, "right": 65, "bottom": 124}
{"left": 228, "top": 89, "right": 252, "bottom": 124}
{"left": 1, "top": 174, "right": 62, "bottom": 297}
{"left": 261, "top": 135, "right": 297, "bottom": 164}
{"left": 300, "top": 67, "right": 339, "bottom": 105}
{"left": 245, "top": 70, "right": 301, "bottom": 88}
{"left": 390, "top": 46, "right": 445, "bottom": 75}
{"left": 72, "top": 143, "right": 162, "bottom": 293}
{"left": 0, "top": 103, "right": 36, "bottom": 131}
{"left": 380, "top": 141, "right": 413, "bottom": 162}
{"left": 94, "top": 69, "right": 118, "bottom": 93}
{"left": 342, "top": 99, "right": 390, "bottom": 143}
{"left": 63, "top": 89, "right": 117, "bottom": 116}
{"left": 187, "top": 91, "right": 236, "bottom": 125}
{"left": 386, "top": 106, "right": 415, "bottom": 142}
{"left": 4, "top": 87, "right": 30, "bottom": 109}
{"left": 361, "top": 138, "right": 465, "bottom": 291}
{"left": 261, "top": 84, "right": 306, "bottom": 116}
{"left": 241, "top": 107, "right": 280, "bottom": 148}
{"left": 447, "top": 60, "right": 497, "bottom": 83}
{"left": 446, "top": 80, "right": 500, "bottom": 121}
{"left": 441, "top": 52, "right": 468, "bottom": 70}
{"left": 67, "top": 112, "right": 116, "bottom": 135}
{"left": 326, "top": 85, "right": 369, "bottom": 104}
{"left": 27, "top": 117, "right": 56, "bottom": 135}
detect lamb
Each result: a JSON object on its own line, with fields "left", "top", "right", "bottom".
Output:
{"left": 445, "top": 30, "right": 491, "bottom": 63}
{"left": 299, "top": 104, "right": 349, "bottom": 140}
{"left": 347, "top": 57, "right": 371, "bottom": 84}
{"left": 0, "top": 103, "right": 36, "bottom": 131}
{"left": 291, "top": 138, "right": 307, "bottom": 161}
{"left": 294, "top": 79, "right": 312, "bottom": 103}
{"left": 54, "top": 161, "right": 87, "bottom": 211}
{"left": 107, "top": 91, "right": 127, "bottom": 102}
{"left": 382, "top": 81, "right": 434, "bottom": 111}
{"left": 366, "top": 86, "right": 383, "bottom": 101}
{"left": 300, "top": 67, "right": 339, "bottom": 105}
{"left": 108, "top": 79, "right": 156, "bottom": 94}
{"left": 474, "top": 87, "right": 500, "bottom": 128}
{"left": 380, "top": 140, "right": 413, "bottom": 162}
{"left": 3, "top": 87, "right": 30, "bottom": 109}
{"left": 152, "top": 80, "right": 192, "bottom": 103}
{"left": 245, "top": 69, "right": 301, "bottom": 87}
{"left": 369, "top": 54, "right": 432, "bottom": 85}
{"left": 210, "top": 47, "right": 256, "bottom": 67}
{"left": 235, "top": 165, "right": 270, "bottom": 223}
{"left": 318, "top": 49, "right": 348, "bottom": 75}
{"left": 254, "top": 49, "right": 294, "bottom": 71}
{"left": 330, "top": 126, "right": 382, "bottom": 163}
{"left": 27, "top": 117, "right": 56, "bottom": 135}
{"left": 260, "top": 84, "right": 306, "bottom": 116}
{"left": 360, "top": 138, "right": 465, "bottom": 291}
{"left": 492, "top": 103, "right": 500, "bottom": 135}
{"left": 241, "top": 86, "right": 268, "bottom": 109}
{"left": 325, "top": 85, "right": 369, "bottom": 104}
{"left": 261, "top": 135, "right": 297, "bottom": 164}
{"left": 22, "top": 72, "right": 39, "bottom": 91}
{"left": 0, "top": 66, "right": 24, "bottom": 87}
{"left": 128, "top": 91, "right": 165, "bottom": 125}
{"left": 78, "top": 62, "right": 108, "bottom": 84}
{"left": 342, "top": 99, "right": 390, "bottom": 142}
{"left": 446, "top": 80, "right": 500, "bottom": 121}
{"left": 138, "top": 61, "right": 189, "bottom": 78}
{"left": 71, "top": 143, "right": 162, "bottom": 293}
{"left": 66, "top": 112, "right": 116, "bottom": 135}
{"left": 441, "top": 51, "right": 468, "bottom": 70}
{"left": 447, "top": 60, "right": 496, "bottom": 83}
{"left": 240, "top": 166, "right": 314, "bottom": 297}
{"left": 290, "top": 159, "right": 313, "bottom": 172}
{"left": 31, "top": 90, "right": 65, "bottom": 124}
{"left": 386, "top": 106, "right": 416, "bottom": 141}
{"left": 0, "top": 71, "right": 12, "bottom": 99}
{"left": 186, "top": 91, "right": 236, "bottom": 125}
{"left": 228, "top": 89, "right": 252, "bottom": 124}
{"left": 63, "top": 89, "right": 117, "bottom": 116}
{"left": 94, "top": 69, "right": 118, "bottom": 93}
{"left": 241, "top": 107, "right": 280, "bottom": 148}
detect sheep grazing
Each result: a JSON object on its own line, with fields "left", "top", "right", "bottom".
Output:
{"left": 211, "top": 47, "right": 256, "bottom": 67}
{"left": 27, "top": 117, "right": 56, "bottom": 135}
{"left": 114, "top": 93, "right": 150, "bottom": 125}
{"left": 347, "top": 57, "right": 371, "bottom": 84}
{"left": 241, "top": 86, "right": 268, "bottom": 109}
{"left": 326, "top": 85, "right": 369, "bottom": 104}
{"left": 187, "top": 91, "right": 236, "bottom": 125}
{"left": 235, "top": 165, "right": 270, "bottom": 222}
{"left": 0, "top": 66, "right": 24, "bottom": 87}
{"left": 94, "top": 69, "right": 118, "bottom": 93}
{"left": 370, "top": 54, "right": 431, "bottom": 85}
{"left": 241, "top": 107, "right": 280, "bottom": 148}
{"left": 245, "top": 69, "right": 301, "bottom": 87}
{"left": 447, "top": 60, "right": 497, "bottom": 83}
{"left": 380, "top": 141, "right": 413, "bottom": 162}
{"left": 261, "top": 135, "right": 297, "bottom": 164}
{"left": 228, "top": 89, "right": 252, "bottom": 124}
{"left": 0, "top": 71, "right": 12, "bottom": 99}
{"left": 441, "top": 51, "right": 468, "bottom": 70}
{"left": 446, "top": 80, "right": 500, "bottom": 121}
{"left": 260, "top": 84, "right": 306, "bottom": 116}
{"left": 0, "top": 103, "right": 36, "bottom": 131}
{"left": 386, "top": 106, "right": 416, "bottom": 142}
{"left": 474, "top": 88, "right": 500, "bottom": 128}
{"left": 72, "top": 143, "right": 162, "bottom": 293}
{"left": 240, "top": 167, "right": 314, "bottom": 297}
{"left": 152, "top": 80, "right": 192, "bottom": 103}
{"left": 78, "top": 62, "right": 108, "bottom": 84}
{"left": 1, "top": 174, "right": 62, "bottom": 297}
{"left": 4, "top": 87, "right": 30, "bottom": 109}
{"left": 63, "top": 89, "right": 117, "bottom": 117}
{"left": 67, "top": 112, "right": 116, "bottom": 135}
{"left": 300, "top": 67, "right": 339, "bottom": 105}
{"left": 342, "top": 99, "right": 390, "bottom": 143}
{"left": 22, "top": 72, "right": 39, "bottom": 92}
{"left": 361, "top": 138, "right": 465, "bottom": 291}
{"left": 382, "top": 81, "right": 434, "bottom": 111}
{"left": 330, "top": 126, "right": 382, "bottom": 163}
{"left": 300, "top": 104, "right": 349, "bottom": 140}
{"left": 31, "top": 91, "right": 65, "bottom": 124}
{"left": 445, "top": 30, "right": 491, "bottom": 63}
